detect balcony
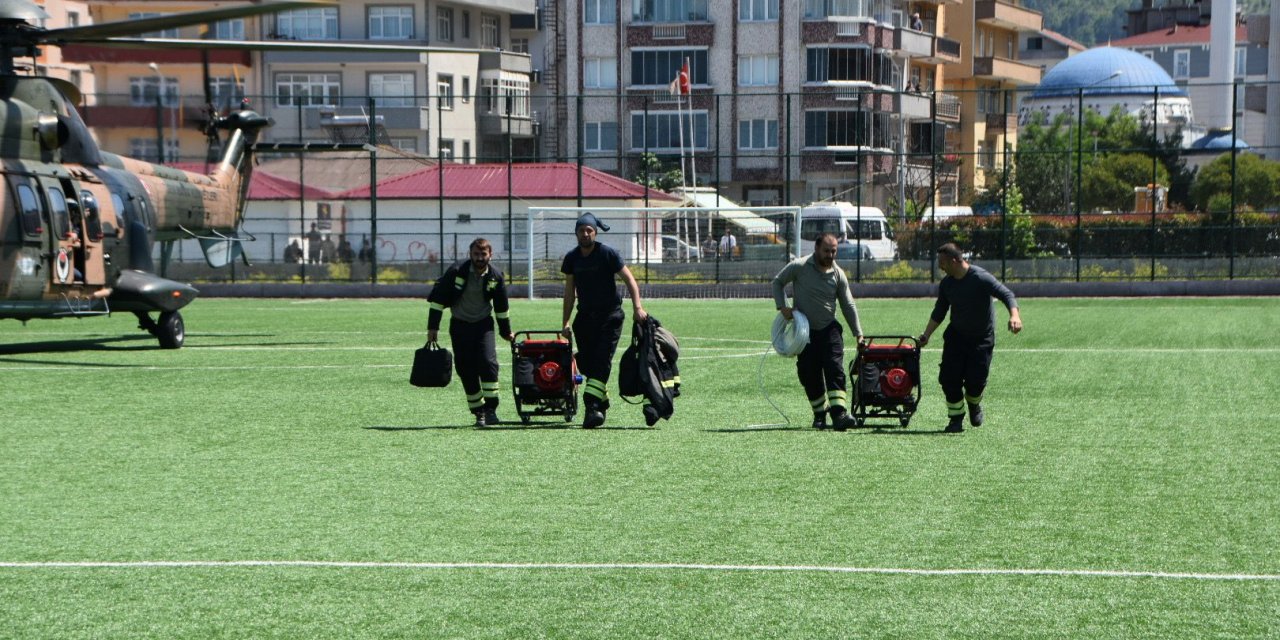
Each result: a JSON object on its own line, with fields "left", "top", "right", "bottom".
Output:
{"left": 984, "top": 112, "right": 1018, "bottom": 133}
{"left": 478, "top": 113, "right": 536, "bottom": 138}
{"left": 895, "top": 28, "right": 933, "bottom": 58}
{"left": 307, "top": 106, "right": 429, "bottom": 131}
{"left": 933, "top": 37, "right": 961, "bottom": 63}
{"left": 974, "top": 0, "right": 1042, "bottom": 32}
{"left": 972, "top": 56, "right": 1042, "bottom": 85}
{"left": 935, "top": 92, "right": 961, "bottom": 122}
{"left": 898, "top": 92, "right": 931, "bottom": 120}
{"left": 479, "top": 50, "right": 532, "bottom": 75}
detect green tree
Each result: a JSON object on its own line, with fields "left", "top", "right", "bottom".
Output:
{"left": 632, "top": 153, "right": 684, "bottom": 192}
{"left": 1191, "top": 152, "right": 1280, "bottom": 216}
{"left": 1080, "top": 153, "right": 1169, "bottom": 213}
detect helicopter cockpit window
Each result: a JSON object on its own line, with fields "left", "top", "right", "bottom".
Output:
{"left": 46, "top": 187, "right": 71, "bottom": 240}
{"left": 15, "top": 183, "right": 44, "bottom": 237}
{"left": 80, "top": 190, "right": 103, "bottom": 241}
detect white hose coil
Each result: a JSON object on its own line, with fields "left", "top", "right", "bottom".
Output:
{"left": 771, "top": 310, "right": 809, "bottom": 357}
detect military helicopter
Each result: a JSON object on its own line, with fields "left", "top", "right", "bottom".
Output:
{"left": 0, "top": 0, "right": 449, "bottom": 349}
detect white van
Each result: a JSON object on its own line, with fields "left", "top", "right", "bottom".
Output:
{"left": 799, "top": 202, "right": 897, "bottom": 261}
{"left": 920, "top": 205, "right": 973, "bottom": 221}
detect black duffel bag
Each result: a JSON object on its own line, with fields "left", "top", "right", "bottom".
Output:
{"left": 410, "top": 343, "right": 453, "bottom": 388}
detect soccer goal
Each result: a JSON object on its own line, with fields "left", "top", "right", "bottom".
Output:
{"left": 524, "top": 205, "right": 801, "bottom": 299}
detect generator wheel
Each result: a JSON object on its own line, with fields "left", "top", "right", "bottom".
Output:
{"left": 899, "top": 416, "right": 911, "bottom": 428}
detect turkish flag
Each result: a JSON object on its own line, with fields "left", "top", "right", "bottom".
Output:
{"left": 678, "top": 59, "right": 691, "bottom": 95}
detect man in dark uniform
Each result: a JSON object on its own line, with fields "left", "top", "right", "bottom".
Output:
{"left": 428, "top": 238, "right": 514, "bottom": 427}
{"left": 561, "top": 213, "right": 648, "bottom": 428}
{"left": 918, "top": 243, "right": 1023, "bottom": 432}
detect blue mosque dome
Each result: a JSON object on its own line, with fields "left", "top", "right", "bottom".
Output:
{"left": 1190, "top": 129, "right": 1251, "bottom": 151}
{"left": 1032, "top": 47, "right": 1187, "bottom": 99}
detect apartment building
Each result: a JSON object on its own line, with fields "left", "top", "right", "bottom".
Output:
{"left": 29, "top": 0, "right": 96, "bottom": 96}
{"left": 530, "top": 0, "right": 966, "bottom": 211}
{"left": 941, "top": 0, "right": 1042, "bottom": 198}
{"left": 65, "top": 1, "right": 535, "bottom": 164}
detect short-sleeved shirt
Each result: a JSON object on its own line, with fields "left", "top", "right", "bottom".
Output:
{"left": 561, "top": 242, "right": 624, "bottom": 314}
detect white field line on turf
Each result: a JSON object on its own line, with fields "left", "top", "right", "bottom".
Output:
{"left": 0, "top": 560, "right": 1276, "bottom": 581}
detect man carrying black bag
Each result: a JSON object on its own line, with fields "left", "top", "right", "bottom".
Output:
{"left": 428, "top": 238, "right": 514, "bottom": 427}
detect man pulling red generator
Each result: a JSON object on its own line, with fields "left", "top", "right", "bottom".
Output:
{"left": 511, "top": 331, "right": 582, "bottom": 424}
{"left": 849, "top": 336, "right": 922, "bottom": 428}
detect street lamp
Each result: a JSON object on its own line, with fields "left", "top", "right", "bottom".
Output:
{"left": 148, "top": 62, "right": 165, "bottom": 163}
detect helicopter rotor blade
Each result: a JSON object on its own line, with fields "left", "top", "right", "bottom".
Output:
{"left": 40, "top": 1, "right": 335, "bottom": 43}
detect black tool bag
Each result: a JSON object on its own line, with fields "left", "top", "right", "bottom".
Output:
{"left": 410, "top": 343, "right": 453, "bottom": 387}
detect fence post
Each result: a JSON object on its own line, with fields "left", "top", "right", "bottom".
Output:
{"left": 1229, "top": 80, "right": 1239, "bottom": 279}
{"left": 1074, "top": 88, "right": 1083, "bottom": 282}
{"left": 369, "top": 97, "right": 379, "bottom": 285}
{"left": 1149, "top": 86, "right": 1159, "bottom": 281}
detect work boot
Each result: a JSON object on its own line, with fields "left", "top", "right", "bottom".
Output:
{"left": 582, "top": 410, "right": 605, "bottom": 429}
{"left": 811, "top": 413, "right": 827, "bottom": 430}
{"left": 473, "top": 411, "right": 487, "bottom": 428}
{"left": 643, "top": 405, "right": 661, "bottom": 427}
{"left": 944, "top": 416, "right": 964, "bottom": 433}
{"left": 485, "top": 409, "right": 501, "bottom": 426}
{"left": 829, "top": 408, "right": 856, "bottom": 432}
{"left": 968, "top": 403, "right": 984, "bottom": 427}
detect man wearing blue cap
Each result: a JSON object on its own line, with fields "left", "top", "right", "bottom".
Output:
{"left": 561, "top": 212, "right": 648, "bottom": 428}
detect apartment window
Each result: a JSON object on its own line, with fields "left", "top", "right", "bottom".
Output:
{"left": 585, "top": 0, "right": 617, "bottom": 24}
{"left": 369, "top": 6, "right": 413, "bottom": 39}
{"left": 275, "top": 8, "right": 339, "bottom": 39}
{"left": 209, "top": 77, "right": 246, "bottom": 110}
{"left": 739, "top": 0, "right": 778, "bottom": 21}
{"left": 739, "top": 118, "right": 778, "bottom": 150}
{"left": 462, "top": 11, "right": 471, "bottom": 38}
{"left": 69, "top": 70, "right": 82, "bottom": 89}
{"left": 977, "top": 140, "right": 994, "bottom": 169}
{"left": 129, "top": 138, "right": 180, "bottom": 163}
{"left": 481, "top": 13, "right": 500, "bottom": 48}
{"left": 214, "top": 19, "right": 245, "bottom": 40}
{"left": 439, "top": 138, "right": 455, "bottom": 160}
{"left": 803, "top": 0, "right": 871, "bottom": 19}
{"left": 129, "top": 13, "right": 179, "bottom": 38}
{"left": 67, "top": 11, "right": 79, "bottom": 27}
{"left": 738, "top": 55, "right": 778, "bottom": 86}
{"left": 1173, "top": 49, "right": 1190, "bottom": 79}
{"left": 584, "top": 57, "right": 618, "bottom": 89}
{"left": 630, "top": 111, "right": 709, "bottom": 150}
{"left": 584, "top": 121, "right": 619, "bottom": 151}
{"left": 804, "top": 110, "right": 893, "bottom": 148}
{"left": 437, "top": 7, "right": 454, "bottom": 41}
{"left": 1025, "top": 36, "right": 1043, "bottom": 51}
{"left": 1235, "top": 46, "right": 1246, "bottom": 77}
{"left": 806, "top": 47, "right": 892, "bottom": 85}
{"left": 462, "top": 140, "right": 471, "bottom": 162}
{"left": 462, "top": 77, "right": 471, "bottom": 103}
{"left": 632, "top": 0, "right": 708, "bottom": 22}
{"left": 498, "top": 78, "right": 531, "bottom": 117}
{"left": 370, "top": 73, "right": 414, "bottom": 107}
{"left": 129, "top": 76, "right": 179, "bottom": 107}
{"left": 437, "top": 74, "right": 454, "bottom": 109}
{"left": 391, "top": 138, "right": 417, "bottom": 152}
{"left": 275, "top": 73, "right": 340, "bottom": 107}
{"left": 630, "top": 49, "right": 708, "bottom": 86}
{"left": 510, "top": 37, "right": 529, "bottom": 54}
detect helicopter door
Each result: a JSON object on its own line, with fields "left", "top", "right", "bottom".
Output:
{"left": 59, "top": 179, "right": 106, "bottom": 286}
{"left": 38, "top": 181, "right": 78, "bottom": 285}
{"left": 4, "top": 177, "right": 48, "bottom": 298}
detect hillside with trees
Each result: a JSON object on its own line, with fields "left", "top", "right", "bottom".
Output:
{"left": 1025, "top": 0, "right": 1271, "bottom": 47}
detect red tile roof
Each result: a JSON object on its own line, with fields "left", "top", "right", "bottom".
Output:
{"left": 1041, "top": 28, "right": 1086, "bottom": 52}
{"left": 1112, "top": 24, "right": 1248, "bottom": 47}
{"left": 165, "top": 162, "right": 338, "bottom": 200}
{"left": 339, "top": 162, "right": 682, "bottom": 201}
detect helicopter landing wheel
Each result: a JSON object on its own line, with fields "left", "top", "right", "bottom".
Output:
{"left": 155, "top": 311, "right": 185, "bottom": 349}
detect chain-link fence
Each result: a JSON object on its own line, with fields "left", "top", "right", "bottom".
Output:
{"left": 81, "top": 83, "right": 1280, "bottom": 287}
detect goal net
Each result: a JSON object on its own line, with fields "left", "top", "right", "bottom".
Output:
{"left": 523, "top": 205, "right": 801, "bottom": 298}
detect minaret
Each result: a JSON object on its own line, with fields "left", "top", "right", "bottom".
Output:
{"left": 1266, "top": 0, "right": 1280, "bottom": 160}
{"left": 1206, "top": 0, "right": 1237, "bottom": 131}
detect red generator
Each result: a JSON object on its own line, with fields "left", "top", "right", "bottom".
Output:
{"left": 849, "top": 336, "right": 922, "bottom": 428}
{"left": 510, "top": 331, "right": 581, "bottom": 424}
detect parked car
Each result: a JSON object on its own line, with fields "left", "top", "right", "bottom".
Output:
{"left": 836, "top": 240, "right": 875, "bottom": 262}
{"left": 662, "top": 235, "right": 702, "bottom": 261}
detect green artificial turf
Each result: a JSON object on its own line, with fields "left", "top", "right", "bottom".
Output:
{"left": 1, "top": 297, "right": 1278, "bottom": 638}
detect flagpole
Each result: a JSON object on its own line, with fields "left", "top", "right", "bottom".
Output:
{"left": 685, "top": 57, "right": 697, "bottom": 193}
{"left": 675, "top": 85, "right": 687, "bottom": 191}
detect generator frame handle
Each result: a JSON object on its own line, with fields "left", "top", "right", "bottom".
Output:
{"left": 511, "top": 330, "right": 572, "bottom": 353}
{"left": 859, "top": 335, "right": 920, "bottom": 350}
